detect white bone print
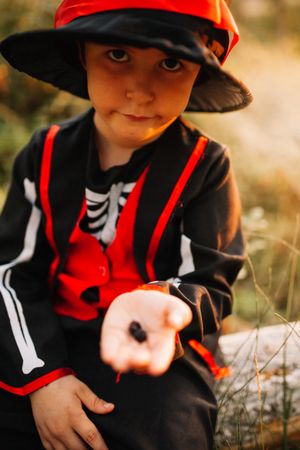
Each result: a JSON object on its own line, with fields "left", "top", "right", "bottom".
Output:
{"left": 178, "top": 234, "right": 195, "bottom": 276}
{"left": 0, "top": 179, "right": 45, "bottom": 374}
{"left": 85, "top": 182, "right": 135, "bottom": 245}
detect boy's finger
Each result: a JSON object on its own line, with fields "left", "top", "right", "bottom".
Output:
{"left": 127, "top": 348, "right": 151, "bottom": 371}
{"left": 41, "top": 439, "right": 54, "bottom": 450}
{"left": 109, "top": 345, "right": 136, "bottom": 372}
{"left": 77, "top": 383, "right": 114, "bottom": 414}
{"left": 165, "top": 300, "right": 192, "bottom": 330}
{"left": 54, "top": 432, "right": 88, "bottom": 450}
{"left": 147, "top": 335, "right": 175, "bottom": 376}
{"left": 72, "top": 418, "right": 109, "bottom": 450}
{"left": 48, "top": 437, "right": 68, "bottom": 450}
{"left": 100, "top": 334, "right": 121, "bottom": 364}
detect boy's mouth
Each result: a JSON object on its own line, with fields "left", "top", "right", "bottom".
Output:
{"left": 122, "top": 114, "right": 153, "bottom": 122}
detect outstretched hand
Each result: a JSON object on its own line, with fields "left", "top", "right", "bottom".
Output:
{"left": 100, "top": 289, "right": 192, "bottom": 376}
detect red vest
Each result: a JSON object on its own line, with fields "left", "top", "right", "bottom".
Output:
{"left": 39, "top": 125, "right": 207, "bottom": 321}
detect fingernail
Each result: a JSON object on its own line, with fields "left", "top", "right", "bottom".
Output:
{"left": 103, "top": 402, "right": 114, "bottom": 409}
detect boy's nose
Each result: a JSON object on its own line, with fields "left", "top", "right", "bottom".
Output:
{"left": 125, "top": 80, "right": 155, "bottom": 105}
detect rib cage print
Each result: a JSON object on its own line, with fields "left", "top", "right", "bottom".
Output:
{"left": 85, "top": 182, "right": 136, "bottom": 247}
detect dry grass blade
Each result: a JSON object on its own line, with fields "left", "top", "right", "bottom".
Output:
{"left": 221, "top": 415, "right": 300, "bottom": 450}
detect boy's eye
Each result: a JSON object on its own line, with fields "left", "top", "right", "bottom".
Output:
{"left": 107, "top": 49, "right": 129, "bottom": 62}
{"left": 160, "top": 58, "right": 182, "bottom": 71}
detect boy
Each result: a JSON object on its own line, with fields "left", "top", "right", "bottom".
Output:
{"left": 0, "top": 1, "right": 252, "bottom": 449}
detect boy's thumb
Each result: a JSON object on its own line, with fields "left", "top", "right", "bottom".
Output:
{"left": 77, "top": 383, "right": 114, "bottom": 414}
{"left": 166, "top": 299, "right": 192, "bottom": 331}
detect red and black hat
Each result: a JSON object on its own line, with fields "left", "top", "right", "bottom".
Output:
{"left": 0, "top": 0, "right": 253, "bottom": 112}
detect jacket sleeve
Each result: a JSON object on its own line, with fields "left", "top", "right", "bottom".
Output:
{"left": 148, "top": 143, "right": 245, "bottom": 347}
{"left": 0, "top": 131, "right": 74, "bottom": 396}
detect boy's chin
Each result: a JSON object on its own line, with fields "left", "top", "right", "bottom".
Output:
{"left": 113, "top": 128, "right": 164, "bottom": 149}
{"left": 121, "top": 120, "right": 177, "bottom": 148}
{"left": 115, "top": 135, "right": 157, "bottom": 149}
{"left": 131, "top": 131, "right": 165, "bottom": 148}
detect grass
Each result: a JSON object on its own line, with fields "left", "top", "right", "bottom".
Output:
{"left": 215, "top": 215, "right": 300, "bottom": 449}
{"left": 215, "top": 323, "right": 300, "bottom": 449}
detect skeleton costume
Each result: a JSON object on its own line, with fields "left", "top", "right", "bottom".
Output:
{"left": 0, "top": 1, "right": 252, "bottom": 448}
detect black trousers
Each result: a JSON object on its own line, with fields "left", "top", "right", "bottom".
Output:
{"left": 0, "top": 318, "right": 217, "bottom": 450}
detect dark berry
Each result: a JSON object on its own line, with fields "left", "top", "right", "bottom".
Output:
{"left": 129, "top": 321, "right": 147, "bottom": 343}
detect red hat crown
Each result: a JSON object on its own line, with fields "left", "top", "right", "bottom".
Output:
{"left": 55, "top": 0, "right": 239, "bottom": 60}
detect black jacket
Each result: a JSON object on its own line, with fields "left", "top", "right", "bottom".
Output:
{"left": 0, "top": 109, "right": 245, "bottom": 393}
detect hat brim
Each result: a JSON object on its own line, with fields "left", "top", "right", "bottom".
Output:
{"left": 0, "top": 11, "right": 253, "bottom": 112}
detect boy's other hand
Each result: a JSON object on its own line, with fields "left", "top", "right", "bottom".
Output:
{"left": 29, "top": 374, "right": 114, "bottom": 450}
{"left": 100, "top": 290, "right": 192, "bottom": 376}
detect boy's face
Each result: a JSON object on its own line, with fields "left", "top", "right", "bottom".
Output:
{"left": 83, "top": 42, "right": 200, "bottom": 149}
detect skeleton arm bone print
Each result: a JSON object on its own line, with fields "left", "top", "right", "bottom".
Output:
{"left": 0, "top": 131, "right": 72, "bottom": 394}
{"left": 0, "top": 179, "right": 45, "bottom": 374}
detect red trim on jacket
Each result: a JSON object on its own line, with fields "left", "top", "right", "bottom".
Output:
{"left": 189, "top": 339, "right": 231, "bottom": 379}
{"left": 0, "top": 368, "right": 75, "bottom": 396}
{"left": 40, "top": 125, "right": 61, "bottom": 281}
{"left": 136, "top": 284, "right": 169, "bottom": 294}
{"left": 146, "top": 136, "right": 208, "bottom": 281}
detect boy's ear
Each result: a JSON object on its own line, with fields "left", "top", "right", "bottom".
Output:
{"left": 77, "top": 41, "right": 86, "bottom": 70}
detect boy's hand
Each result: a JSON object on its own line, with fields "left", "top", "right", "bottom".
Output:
{"left": 30, "top": 375, "right": 114, "bottom": 450}
{"left": 100, "top": 290, "right": 192, "bottom": 376}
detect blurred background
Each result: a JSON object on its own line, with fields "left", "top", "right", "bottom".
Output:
{"left": 0, "top": 0, "right": 299, "bottom": 331}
